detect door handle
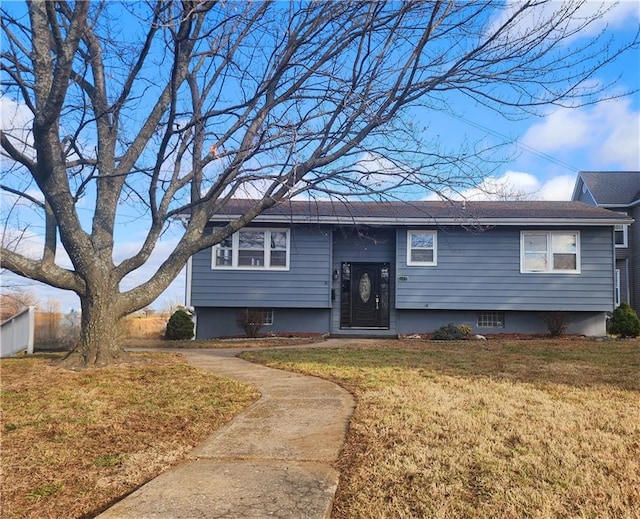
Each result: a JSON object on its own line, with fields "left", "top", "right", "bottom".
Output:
{"left": 375, "top": 295, "right": 379, "bottom": 310}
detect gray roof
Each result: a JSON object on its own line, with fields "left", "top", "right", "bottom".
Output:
{"left": 209, "top": 199, "right": 630, "bottom": 226}
{"left": 579, "top": 171, "right": 640, "bottom": 206}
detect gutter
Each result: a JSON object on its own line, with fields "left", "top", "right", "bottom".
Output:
{"left": 600, "top": 200, "right": 640, "bottom": 209}
{"left": 206, "top": 214, "right": 634, "bottom": 227}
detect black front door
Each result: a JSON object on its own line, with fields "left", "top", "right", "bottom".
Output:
{"left": 340, "top": 262, "right": 390, "bottom": 329}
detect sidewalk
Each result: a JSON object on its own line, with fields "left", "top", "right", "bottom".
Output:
{"left": 98, "top": 341, "right": 355, "bottom": 518}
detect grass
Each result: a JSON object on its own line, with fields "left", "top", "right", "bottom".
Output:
{"left": 0, "top": 352, "right": 259, "bottom": 519}
{"left": 242, "top": 339, "right": 640, "bottom": 519}
{"left": 124, "top": 335, "right": 325, "bottom": 349}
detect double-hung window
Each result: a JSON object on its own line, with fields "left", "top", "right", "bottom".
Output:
{"left": 614, "top": 225, "right": 628, "bottom": 248}
{"left": 407, "top": 230, "right": 437, "bottom": 266}
{"left": 212, "top": 228, "right": 290, "bottom": 270}
{"left": 521, "top": 231, "right": 580, "bottom": 273}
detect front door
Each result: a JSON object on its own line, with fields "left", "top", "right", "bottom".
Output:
{"left": 340, "top": 262, "right": 390, "bottom": 329}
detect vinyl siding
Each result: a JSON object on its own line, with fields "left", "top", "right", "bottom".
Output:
{"left": 574, "top": 179, "right": 597, "bottom": 205}
{"left": 631, "top": 206, "right": 640, "bottom": 314}
{"left": 191, "top": 223, "right": 616, "bottom": 315}
{"left": 396, "top": 226, "right": 615, "bottom": 312}
{"left": 190, "top": 224, "right": 332, "bottom": 308}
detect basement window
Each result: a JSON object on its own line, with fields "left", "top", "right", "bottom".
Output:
{"left": 477, "top": 311, "right": 504, "bottom": 328}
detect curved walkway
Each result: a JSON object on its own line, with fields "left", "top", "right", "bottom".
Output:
{"left": 98, "top": 341, "right": 355, "bottom": 519}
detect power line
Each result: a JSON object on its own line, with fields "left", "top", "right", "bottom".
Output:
{"left": 444, "top": 111, "right": 580, "bottom": 173}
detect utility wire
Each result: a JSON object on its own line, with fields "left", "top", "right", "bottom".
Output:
{"left": 445, "top": 111, "right": 580, "bottom": 173}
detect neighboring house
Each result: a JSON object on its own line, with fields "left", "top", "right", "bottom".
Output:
{"left": 187, "top": 200, "right": 630, "bottom": 338}
{"left": 572, "top": 171, "right": 640, "bottom": 315}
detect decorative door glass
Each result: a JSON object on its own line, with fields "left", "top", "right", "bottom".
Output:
{"left": 358, "top": 273, "right": 371, "bottom": 303}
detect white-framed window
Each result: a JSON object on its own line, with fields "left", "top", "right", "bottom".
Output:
{"left": 212, "top": 228, "right": 290, "bottom": 270}
{"left": 521, "top": 231, "right": 580, "bottom": 273}
{"left": 614, "top": 225, "right": 628, "bottom": 248}
{"left": 477, "top": 311, "right": 505, "bottom": 328}
{"left": 407, "top": 230, "right": 437, "bottom": 266}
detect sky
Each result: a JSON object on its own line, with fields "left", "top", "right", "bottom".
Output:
{"left": 1, "top": 0, "right": 639, "bottom": 315}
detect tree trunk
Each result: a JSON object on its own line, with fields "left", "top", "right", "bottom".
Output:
{"left": 62, "top": 293, "right": 126, "bottom": 368}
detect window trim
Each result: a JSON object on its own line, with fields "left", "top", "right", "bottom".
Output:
{"left": 614, "top": 224, "right": 628, "bottom": 248}
{"left": 211, "top": 228, "right": 290, "bottom": 270}
{"left": 407, "top": 230, "right": 438, "bottom": 266}
{"left": 520, "top": 231, "right": 581, "bottom": 274}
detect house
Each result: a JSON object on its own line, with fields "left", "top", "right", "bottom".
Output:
{"left": 572, "top": 171, "right": 640, "bottom": 315}
{"left": 187, "top": 199, "right": 631, "bottom": 338}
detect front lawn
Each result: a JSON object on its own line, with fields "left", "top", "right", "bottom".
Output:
{"left": 0, "top": 352, "right": 258, "bottom": 519}
{"left": 243, "top": 339, "right": 640, "bottom": 518}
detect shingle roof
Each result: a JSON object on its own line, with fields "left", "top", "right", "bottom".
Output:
{"left": 209, "top": 199, "right": 630, "bottom": 226}
{"left": 579, "top": 171, "right": 640, "bottom": 206}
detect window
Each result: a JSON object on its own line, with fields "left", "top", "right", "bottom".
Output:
{"left": 615, "top": 269, "right": 621, "bottom": 307}
{"left": 240, "top": 308, "right": 274, "bottom": 326}
{"left": 477, "top": 311, "right": 504, "bottom": 328}
{"left": 212, "top": 228, "right": 290, "bottom": 269}
{"left": 407, "top": 230, "right": 437, "bottom": 266}
{"left": 521, "top": 231, "right": 580, "bottom": 273}
{"left": 615, "top": 225, "right": 628, "bottom": 248}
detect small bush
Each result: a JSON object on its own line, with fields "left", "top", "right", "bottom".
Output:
{"left": 539, "top": 311, "right": 568, "bottom": 337}
{"left": 608, "top": 303, "right": 640, "bottom": 338}
{"left": 237, "top": 308, "right": 266, "bottom": 338}
{"left": 165, "top": 309, "right": 194, "bottom": 340}
{"left": 432, "top": 323, "right": 471, "bottom": 341}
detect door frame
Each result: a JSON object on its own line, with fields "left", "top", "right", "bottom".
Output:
{"left": 339, "top": 261, "right": 390, "bottom": 329}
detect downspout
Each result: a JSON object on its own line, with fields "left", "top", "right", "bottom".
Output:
{"left": 613, "top": 225, "right": 617, "bottom": 311}
{"left": 185, "top": 255, "right": 192, "bottom": 308}
{"left": 179, "top": 216, "right": 196, "bottom": 340}
{"left": 625, "top": 258, "right": 631, "bottom": 306}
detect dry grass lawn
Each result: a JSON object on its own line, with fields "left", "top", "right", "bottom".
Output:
{"left": 243, "top": 339, "right": 640, "bottom": 519}
{"left": 0, "top": 352, "right": 259, "bottom": 519}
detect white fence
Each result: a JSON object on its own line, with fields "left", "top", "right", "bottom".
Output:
{"left": 1, "top": 306, "right": 35, "bottom": 358}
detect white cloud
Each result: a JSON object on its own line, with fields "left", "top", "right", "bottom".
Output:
{"left": 537, "top": 174, "right": 577, "bottom": 201}
{"left": 1, "top": 226, "right": 43, "bottom": 259}
{"left": 490, "top": 1, "right": 639, "bottom": 43}
{"left": 426, "top": 170, "right": 576, "bottom": 201}
{"left": 0, "top": 96, "right": 35, "bottom": 160}
{"left": 522, "top": 97, "right": 640, "bottom": 170}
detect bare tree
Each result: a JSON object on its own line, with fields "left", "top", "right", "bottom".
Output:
{"left": 0, "top": 286, "right": 38, "bottom": 320}
{"left": 1, "top": 1, "right": 637, "bottom": 366}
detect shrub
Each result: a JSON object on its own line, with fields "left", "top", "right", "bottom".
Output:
{"left": 608, "top": 303, "right": 640, "bottom": 338}
{"left": 237, "top": 308, "right": 266, "bottom": 338}
{"left": 165, "top": 309, "right": 194, "bottom": 340}
{"left": 539, "top": 311, "right": 568, "bottom": 337}
{"left": 432, "top": 323, "right": 471, "bottom": 341}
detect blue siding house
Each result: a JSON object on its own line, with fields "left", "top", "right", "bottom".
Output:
{"left": 187, "top": 200, "right": 631, "bottom": 338}
{"left": 572, "top": 171, "right": 640, "bottom": 316}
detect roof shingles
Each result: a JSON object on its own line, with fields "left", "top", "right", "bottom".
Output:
{"left": 580, "top": 171, "right": 640, "bottom": 206}
{"left": 210, "top": 199, "right": 628, "bottom": 224}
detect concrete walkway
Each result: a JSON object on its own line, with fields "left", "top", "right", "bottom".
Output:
{"left": 98, "top": 341, "right": 355, "bottom": 519}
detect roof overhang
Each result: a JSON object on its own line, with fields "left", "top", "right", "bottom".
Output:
{"left": 207, "top": 214, "right": 633, "bottom": 227}
{"left": 600, "top": 200, "right": 640, "bottom": 209}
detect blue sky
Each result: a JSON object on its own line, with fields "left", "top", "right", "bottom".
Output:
{"left": 1, "top": 0, "right": 639, "bottom": 314}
